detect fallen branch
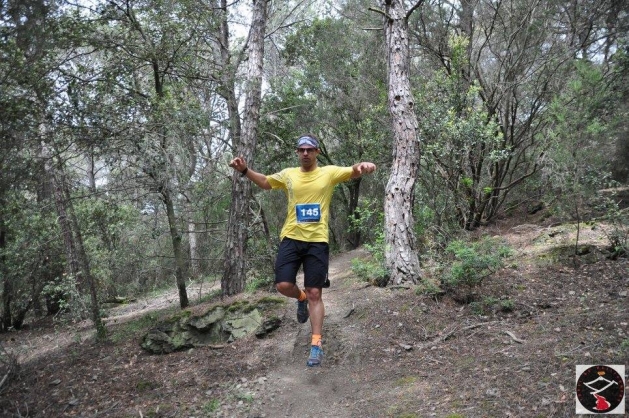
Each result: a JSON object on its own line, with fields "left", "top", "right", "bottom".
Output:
{"left": 0, "top": 370, "right": 9, "bottom": 391}
{"left": 94, "top": 401, "right": 120, "bottom": 417}
{"left": 207, "top": 344, "right": 226, "bottom": 350}
{"left": 442, "top": 322, "right": 492, "bottom": 342}
{"left": 389, "top": 285, "right": 411, "bottom": 290}
{"left": 0, "top": 343, "right": 19, "bottom": 392}
{"left": 418, "top": 321, "right": 500, "bottom": 349}
{"left": 504, "top": 330, "right": 525, "bottom": 344}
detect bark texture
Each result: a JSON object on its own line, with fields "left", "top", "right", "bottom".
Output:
{"left": 222, "top": 0, "right": 268, "bottom": 296}
{"left": 382, "top": 0, "right": 423, "bottom": 285}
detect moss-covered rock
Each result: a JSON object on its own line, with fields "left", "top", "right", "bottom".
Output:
{"left": 140, "top": 298, "right": 285, "bottom": 354}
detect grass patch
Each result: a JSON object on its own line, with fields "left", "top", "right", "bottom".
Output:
{"left": 246, "top": 275, "right": 274, "bottom": 293}
{"left": 108, "top": 311, "right": 165, "bottom": 343}
{"left": 202, "top": 399, "right": 221, "bottom": 414}
{"left": 394, "top": 376, "right": 417, "bottom": 387}
{"left": 136, "top": 379, "right": 160, "bottom": 391}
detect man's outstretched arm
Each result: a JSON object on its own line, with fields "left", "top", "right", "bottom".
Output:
{"left": 228, "top": 157, "right": 272, "bottom": 190}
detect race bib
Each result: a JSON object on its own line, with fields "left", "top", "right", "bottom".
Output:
{"left": 296, "top": 203, "right": 321, "bottom": 223}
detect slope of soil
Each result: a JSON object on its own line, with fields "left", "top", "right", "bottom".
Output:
{"left": 1, "top": 221, "right": 628, "bottom": 418}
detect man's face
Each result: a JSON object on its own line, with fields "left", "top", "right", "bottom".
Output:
{"left": 296, "top": 146, "right": 319, "bottom": 167}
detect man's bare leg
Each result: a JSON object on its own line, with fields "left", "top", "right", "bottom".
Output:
{"left": 305, "top": 287, "right": 323, "bottom": 336}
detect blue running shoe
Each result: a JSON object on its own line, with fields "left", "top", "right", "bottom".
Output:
{"left": 296, "top": 299, "right": 309, "bottom": 323}
{"left": 307, "top": 345, "right": 323, "bottom": 367}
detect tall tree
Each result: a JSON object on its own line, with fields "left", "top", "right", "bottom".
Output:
{"left": 46, "top": 150, "right": 106, "bottom": 339}
{"left": 374, "top": 0, "right": 425, "bottom": 285}
{"left": 222, "top": 0, "right": 269, "bottom": 296}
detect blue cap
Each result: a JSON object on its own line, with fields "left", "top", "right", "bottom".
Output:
{"left": 297, "top": 135, "right": 319, "bottom": 149}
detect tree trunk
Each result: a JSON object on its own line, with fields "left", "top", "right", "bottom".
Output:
{"left": 49, "top": 158, "right": 81, "bottom": 290}
{"left": 382, "top": 0, "right": 424, "bottom": 285}
{"left": 46, "top": 147, "right": 107, "bottom": 339}
{"left": 346, "top": 179, "right": 362, "bottom": 249}
{"left": 161, "top": 188, "right": 190, "bottom": 308}
{"left": 1, "top": 223, "right": 11, "bottom": 331}
{"left": 222, "top": 0, "right": 268, "bottom": 296}
{"left": 189, "top": 219, "right": 200, "bottom": 279}
{"left": 63, "top": 181, "right": 106, "bottom": 340}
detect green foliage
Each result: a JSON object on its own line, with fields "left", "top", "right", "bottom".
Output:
{"left": 441, "top": 237, "right": 512, "bottom": 293}
{"left": 136, "top": 380, "right": 159, "bottom": 391}
{"left": 109, "top": 312, "right": 162, "bottom": 343}
{"left": 74, "top": 197, "right": 150, "bottom": 297}
{"left": 350, "top": 256, "right": 388, "bottom": 287}
{"left": 347, "top": 198, "right": 384, "bottom": 246}
{"left": 544, "top": 60, "right": 622, "bottom": 221}
{"left": 350, "top": 208, "right": 389, "bottom": 286}
{"left": 415, "top": 34, "right": 510, "bottom": 230}
{"left": 42, "top": 274, "right": 90, "bottom": 321}
{"left": 0, "top": 189, "right": 66, "bottom": 325}
{"left": 470, "top": 297, "right": 514, "bottom": 316}
{"left": 414, "top": 280, "right": 443, "bottom": 297}
{"left": 202, "top": 399, "right": 221, "bottom": 414}
{"left": 245, "top": 237, "right": 278, "bottom": 290}
{"left": 596, "top": 198, "right": 629, "bottom": 259}
{"left": 245, "top": 275, "right": 274, "bottom": 293}
{"left": 235, "top": 391, "right": 254, "bottom": 403}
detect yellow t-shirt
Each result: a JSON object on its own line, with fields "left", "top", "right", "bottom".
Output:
{"left": 267, "top": 166, "right": 354, "bottom": 243}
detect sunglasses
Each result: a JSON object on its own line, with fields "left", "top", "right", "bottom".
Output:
{"left": 296, "top": 147, "right": 318, "bottom": 154}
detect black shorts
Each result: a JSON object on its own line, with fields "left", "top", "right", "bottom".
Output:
{"left": 275, "top": 238, "right": 330, "bottom": 288}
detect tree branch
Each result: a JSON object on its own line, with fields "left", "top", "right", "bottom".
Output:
{"left": 406, "top": 0, "right": 425, "bottom": 19}
{"left": 368, "top": 7, "right": 391, "bottom": 20}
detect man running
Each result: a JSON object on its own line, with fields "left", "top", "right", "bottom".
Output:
{"left": 228, "top": 134, "right": 376, "bottom": 367}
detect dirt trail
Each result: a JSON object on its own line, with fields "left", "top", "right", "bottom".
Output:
{"left": 249, "top": 248, "right": 374, "bottom": 417}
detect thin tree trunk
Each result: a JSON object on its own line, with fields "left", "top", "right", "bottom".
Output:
{"left": 346, "top": 179, "right": 362, "bottom": 249}
{"left": 86, "top": 151, "right": 117, "bottom": 298}
{"left": 381, "top": 0, "right": 424, "bottom": 285}
{"left": 1, "top": 224, "right": 11, "bottom": 331}
{"left": 62, "top": 178, "right": 106, "bottom": 340}
{"left": 0, "top": 189, "right": 11, "bottom": 331}
{"left": 49, "top": 159, "right": 81, "bottom": 289}
{"left": 161, "top": 188, "right": 190, "bottom": 308}
{"left": 189, "top": 219, "right": 200, "bottom": 279}
{"left": 47, "top": 147, "right": 107, "bottom": 339}
{"left": 222, "top": 0, "right": 268, "bottom": 296}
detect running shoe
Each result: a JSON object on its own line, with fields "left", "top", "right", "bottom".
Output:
{"left": 307, "top": 345, "right": 324, "bottom": 367}
{"left": 296, "top": 299, "right": 309, "bottom": 323}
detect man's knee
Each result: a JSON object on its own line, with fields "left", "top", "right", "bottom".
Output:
{"left": 276, "top": 282, "right": 294, "bottom": 294}
{"left": 305, "top": 287, "right": 322, "bottom": 302}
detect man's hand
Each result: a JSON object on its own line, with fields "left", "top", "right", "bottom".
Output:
{"left": 228, "top": 157, "right": 272, "bottom": 189}
{"left": 352, "top": 162, "right": 377, "bottom": 178}
{"left": 229, "top": 157, "right": 247, "bottom": 173}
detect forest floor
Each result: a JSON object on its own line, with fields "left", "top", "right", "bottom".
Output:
{"left": 1, "top": 216, "right": 628, "bottom": 418}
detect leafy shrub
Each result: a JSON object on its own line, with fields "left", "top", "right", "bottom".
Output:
{"left": 441, "top": 237, "right": 512, "bottom": 294}
{"left": 350, "top": 256, "right": 389, "bottom": 286}
{"left": 414, "top": 279, "right": 443, "bottom": 297}
{"left": 350, "top": 210, "right": 389, "bottom": 286}
{"left": 597, "top": 197, "right": 628, "bottom": 259}
{"left": 245, "top": 274, "right": 274, "bottom": 293}
{"left": 42, "top": 274, "right": 89, "bottom": 321}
